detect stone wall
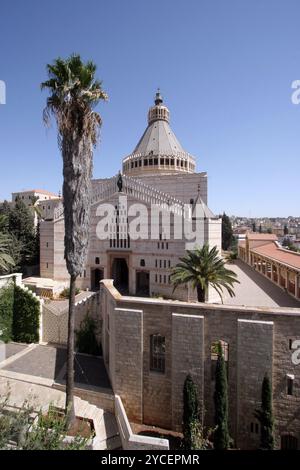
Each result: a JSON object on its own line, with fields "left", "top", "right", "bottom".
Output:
{"left": 42, "top": 292, "right": 100, "bottom": 345}
{"left": 100, "top": 280, "right": 300, "bottom": 449}
{"left": 115, "top": 395, "right": 169, "bottom": 450}
{"left": 0, "top": 273, "right": 22, "bottom": 289}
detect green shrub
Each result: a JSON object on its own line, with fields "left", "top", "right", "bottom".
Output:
{"left": 0, "top": 396, "right": 87, "bottom": 450}
{"left": 12, "top": 286, "right": 40, "bottom": 343}
{"left": 0, "top": 283, "right": 14, "bottom": 342}
{"left": 60, "top": 287, "right": 80, "bottom": 299}
{"left": 75, "top": 314, "right": 102, "bottom": 356}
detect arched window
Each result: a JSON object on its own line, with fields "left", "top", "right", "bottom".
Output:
{"left": 211, "top": 340, "right": 229, "bottom": 380}
{"left": 95, "top": 257, "right": 100, "bottom": 265}
{"left": 281, "top": 435, "right": 298, "bottom": 450}
{"left": 150, "top": 334, "right": 165, "bottom": 373}
{"left": 140, "top": 259, "right": 145, "bottom": 267}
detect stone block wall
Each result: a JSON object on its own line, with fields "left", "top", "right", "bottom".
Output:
{"left": 236, "top": 319, "right": 274, "bottom": 449}
{"left": 171, "top": 313, "right": 204, "bottom": 432}
{"left": 100, "top": 281, "right": 300, "bottom": 449}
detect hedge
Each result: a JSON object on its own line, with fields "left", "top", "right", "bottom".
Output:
{"left": 0, "top": 283, "right": 40, "bottom": 343}
{"left": 12, "top": 286, "right": 40, "bottom": 343}
{"left": 0, "top": 282, "right": 14, "bottom": 342}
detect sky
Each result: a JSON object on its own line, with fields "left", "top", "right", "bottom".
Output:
{"left": 0, "top": 0, "right": 299, "bottom": 217}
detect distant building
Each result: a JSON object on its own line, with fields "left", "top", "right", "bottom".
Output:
{"left": 11, "top": 189, "right": 59, "bottom": 226}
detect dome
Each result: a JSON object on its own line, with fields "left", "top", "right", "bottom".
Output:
{"left": 122, "top": 91, "right": 196, "bottom": 176}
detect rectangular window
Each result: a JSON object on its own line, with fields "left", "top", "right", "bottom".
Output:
{"left": 160, "top": 259, "right": 162, "bottom": 268}
{"left": 287, "top": 377, "right": 294, "bottom": 395}
{"left": 168, "top": 260, "right": 171, "bottom": 268}
{"left": 150, "top": 334, "right": 165, "bottom": 373}
{"left": 155, "top": 259, "right": 157, "bottom": 268}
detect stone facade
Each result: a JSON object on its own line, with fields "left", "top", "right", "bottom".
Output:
{"left": 100, "top": 279, "right": 300, "bottom": 450}
{"left": 38, "top": 94, "right": 222, "bottom": 302}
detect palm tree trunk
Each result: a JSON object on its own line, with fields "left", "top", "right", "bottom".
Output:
{"left": 197, "top": 286, "right": 206, "bottom": 302}
{"left": 65, "top": 273, "right": 77, "bottom": 426}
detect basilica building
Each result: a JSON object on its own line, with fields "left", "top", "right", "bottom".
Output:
{"left": 39, "top": 91, "right": 221, "bottom": 300}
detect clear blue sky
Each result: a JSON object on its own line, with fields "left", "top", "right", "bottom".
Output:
{"left": 0, "top": 0, "right": 299, "bottom": 217}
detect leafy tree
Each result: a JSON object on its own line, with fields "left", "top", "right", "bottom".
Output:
{"left": 0, "top": 233, "right": 15, "bottom": 274}
{"left": 252, "top": 222, "right": 256, "bottom": 232}
{"left": 188, "top": 420, "right": 212, "bottom": 450}
{"left": 41, "top": 54, "right": 107, "bottom": 425}
{"left": 213, "top": 342, "right": 230, "bottom": 449}
{"left": 259, "top": 224, "right": 262, "bottom": 233}
{"left": 255, "top": 375, "right": 274, "bottom": 450}
{"left": 221, "top": 213, "right": 233, "bottom": 251}
{"left": 1, "top": 198, "right": 38, "bottom": 269}
{"left": 171, "top": 244, "right": 240, "bottom": 302}
{"left": 0, "top": 396, "right": 87, "bottom": 450}
{"left": 284, "top": 225, "right": 289, "bottom": 235}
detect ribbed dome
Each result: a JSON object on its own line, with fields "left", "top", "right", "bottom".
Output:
{"left": 133, "top": 119, "right": 185, "bottom": 156}
{"left": 122, "top": 91, "right": 196, "bottom": 176}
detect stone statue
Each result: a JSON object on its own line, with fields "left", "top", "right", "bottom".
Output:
{"left": 117, "top": 173, "right": 123, "bottom": 192}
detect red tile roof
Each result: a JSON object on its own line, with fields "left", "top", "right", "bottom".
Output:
{"left": 252, "top": 242, "right": 300, "bottom": 270}
{"left": 247, "top": 233, "right": 278, "bottom": 241}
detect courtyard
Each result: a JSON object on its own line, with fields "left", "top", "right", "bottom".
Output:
{"left": 0, "top": 342, "right": 119, "bottom": 449}
{"left": 222, "top": 260, "right": 300, "bottom": 308}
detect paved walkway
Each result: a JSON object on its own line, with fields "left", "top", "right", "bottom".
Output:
{"left": 0, "top": 343, "right": 119, "bottom": 449}
{"left": 0, "top": 343, "right": 111, "bottom": 389}
{"left": 222, "top": 260, "right": 300, "bottom": 308}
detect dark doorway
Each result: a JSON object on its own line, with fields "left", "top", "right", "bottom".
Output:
{"left": 112, "top": 258, "right": 129, "bottom": 294}
{"left": 281, "top": 435, "right": 298, "bottom": 450}
{"left": 136, "top": 271, "right": 150, "bottom": 296}
{"left": 91, "top": 268, "right": 103, "bottom": 291}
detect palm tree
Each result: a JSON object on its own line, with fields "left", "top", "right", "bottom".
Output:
{"left": 171, "top": 244, "right": 239, "bottom": 302}
{"left": 41, "top": 54, "right": 107, "bottom": 425}
{"left": 0, "top": 233, "right": 15, "bottom": 274}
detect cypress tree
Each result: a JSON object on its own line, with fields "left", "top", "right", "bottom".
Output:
{"left": 183, "top": 374, "right": 199, "bottom": 449}
{"left": 255, "top": 375, "right": 274, "bottom": 450}
{"left": 213, "top": 342, "right": 230, "bottom": 449}
{"left": 221, "top": 213, "right": 233, "bottom": 251}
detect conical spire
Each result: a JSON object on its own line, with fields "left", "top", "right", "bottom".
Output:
{"left": 122, "top": 92, "right": 196, "bottom": 176}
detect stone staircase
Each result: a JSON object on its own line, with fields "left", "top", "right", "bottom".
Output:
{"left": 74, "top": 396, "right": 121, "bottom": 450}
{"left": 0, "top": 374, "right": 121, "bottom": 450}
{"left": 53, "top": 174, "right": 189, "bottom": 221}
